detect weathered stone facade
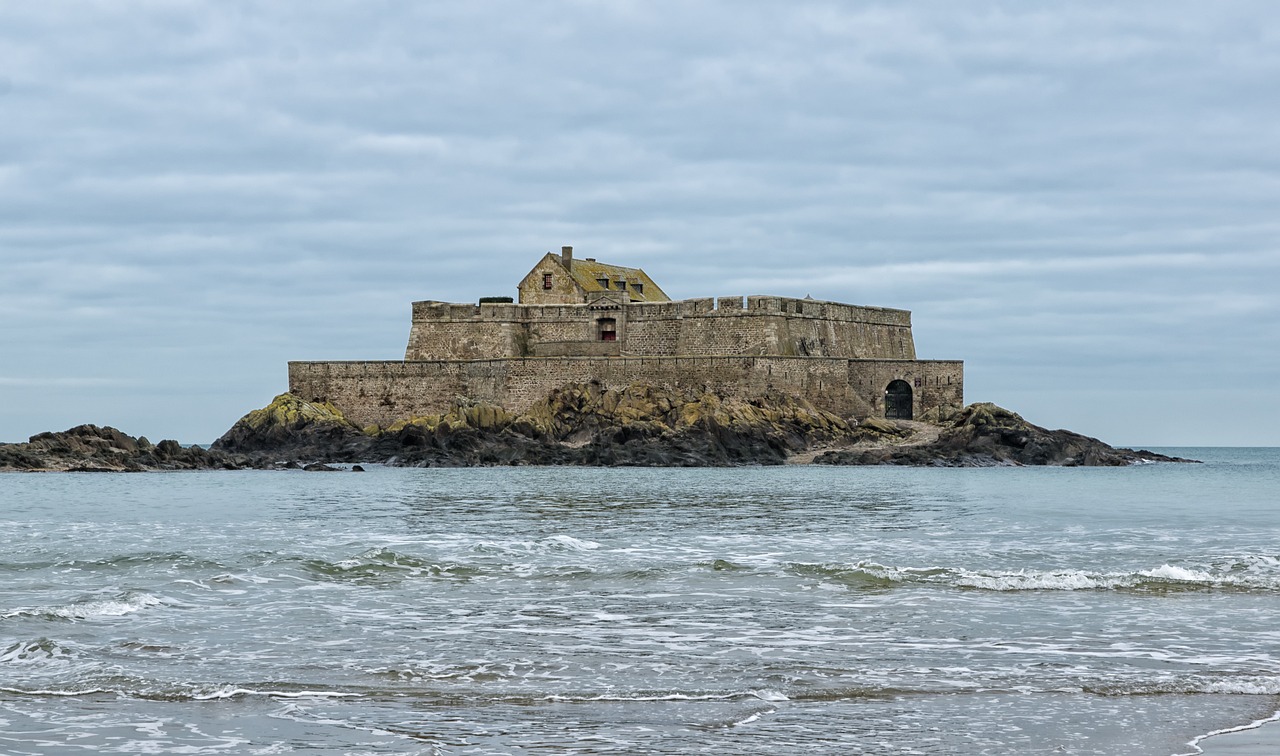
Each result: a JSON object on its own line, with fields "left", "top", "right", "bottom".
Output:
{"left": 516, "top": 246, "right": 669, "bottom": 305}
{"left": 404, "top": 295, "right": 918, "bottom": 362}
{"left": 288, "top": 251, "right": 965, "bottom": 427}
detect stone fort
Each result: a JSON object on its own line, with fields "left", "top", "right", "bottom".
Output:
{"left": 287, "top": 247, "right": 964, "bottom": 428}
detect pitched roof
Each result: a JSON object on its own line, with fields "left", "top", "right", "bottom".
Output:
{"left": 565, "top": 258, "right": 670, "bottom": 302}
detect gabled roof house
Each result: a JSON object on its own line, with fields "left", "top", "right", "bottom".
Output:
{"left": 517, "top": 246, "right": 670, "bottom": 304}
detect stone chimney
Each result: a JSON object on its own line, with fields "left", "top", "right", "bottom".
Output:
{"left": 561, "top": 245, "right": 573, "bottom": 266}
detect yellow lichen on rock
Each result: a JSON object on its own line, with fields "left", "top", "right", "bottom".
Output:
{"left": 240, "top": 393, "right": 356, "bottom": 432}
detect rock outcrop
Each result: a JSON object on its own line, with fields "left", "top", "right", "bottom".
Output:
{"left": 812, "top": 403, "right": 1191, "bottom": 467}
{"left": 0, "top": 425, "right": 257, "bottom": 472}
{"left": 212, "top": 387, "right": 1192, "bottom": 467}
{"left": 213, "top": 385, "right": 850, "bottom": 467}
{"left": 212, "top": 394, "right": 369, "bottom": 460}
{"left": 4, "top": 393, "right": 1189, "bottom": 471}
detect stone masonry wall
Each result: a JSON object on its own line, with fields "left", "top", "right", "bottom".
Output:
{"left": 288, "top": 356, "right": 964, "bottom": 429}
{"left": 405, "top": 296, "right": 917, "bottom": 362}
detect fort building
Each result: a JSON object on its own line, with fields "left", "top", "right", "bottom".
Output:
{"left": 288, "top": 246, "right": 964, "bottom": 428}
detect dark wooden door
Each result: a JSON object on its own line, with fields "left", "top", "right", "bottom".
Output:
{"left": 885, "top": 380, "right": 913, "bottom": 420}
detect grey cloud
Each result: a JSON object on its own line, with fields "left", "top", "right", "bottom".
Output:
{"left": 1, "top": 1, "right": 1277, "bottom": 443}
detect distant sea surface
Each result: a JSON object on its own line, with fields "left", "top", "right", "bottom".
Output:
{"left": 3, "top": 449, "right": 1279, "bottom": 755}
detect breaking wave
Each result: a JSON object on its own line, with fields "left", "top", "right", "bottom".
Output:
{"left": 2, "top": 592, "right": 164, "bottom": 621}
{"left": 788, "top": 561, "right": 1280, "bottom": 592}
{"left": 0, "top": 637, "right": 75, "bottom": 664}
{"left": 471, "top": 535, "right": 602, "bottom": 555}
{"left": 298, "top": 548, "right": 484, "bottom": 583}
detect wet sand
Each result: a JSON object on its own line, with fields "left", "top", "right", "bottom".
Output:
{"left": 1185, "top": 713, "right": 1280, "bottom": 755}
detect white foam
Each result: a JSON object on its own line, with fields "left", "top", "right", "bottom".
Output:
{"left": 0, "top": 686, "right": 108, "bottom": 697}
{"left": 1141, "top": 564, "right": 1220, "bottom": 582}
{"left": 731, "top": 707, "right": 776, "bottom": 727}
{"left": 953, "top": 569, "right": 1106, "bottom": 591}
{"left": 750, "top": 689, "right": 791, "bottom": 702}
{"left": 543, "top": 535, "right": 601, "bottom": 551}
{"left": 1177, "top": 708, "right": 1280, "bottom": 755}
{"left": 825, "top": 559, "right": 1279, "bottom": 591}
{"left": 543, "top": 689, "right": 790, "bottom": 703}
{"left": 3, "top": 593, "right": 163, "bottom": 621}
{"left": 192, "top": 685, "right": 362, "bottom": 700}
{"left": 1198, "top": 679, "right": 1280, "bottom": 695}
{"left": 0, "top": 639, "right": 71, "bottom": 664}
{"left": 473, "top": 535, "right": 602, "bottom": 555}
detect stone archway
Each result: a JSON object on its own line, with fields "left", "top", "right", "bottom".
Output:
{"left": 885, "top": 379, "right": 913, "bottom": 420}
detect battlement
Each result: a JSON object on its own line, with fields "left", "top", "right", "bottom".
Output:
{"left": 405, "top": 294, "right": 916, "bottom": 362}
{"left": 412, "top": 295, "right": 910, "bottom": 326}
{"left": 290, "top": 250, "right": 963, "bottom": 427}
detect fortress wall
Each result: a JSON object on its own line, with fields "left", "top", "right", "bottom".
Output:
{"left": 674, "top": 313, "right": 782, "bottom": 356}
{"left": 405, "top": 296, "right": 920, "bottom": 362}
{"left": 497, "top": 356, "right": 863, "bottom": 418}
{"left": 526, "top": 318, "right": 596, "bottom": 345}
{"left": 404, "top": 320, "right": 521, "bottom": 360}
{"left": 622, "top": 297, "right": 915, "bottom": 360}
{"left": 774, "top": 317, "right": 915, "bottom": 360}
{"left": 289, "top": 356, "right": 964, "bottom": 429}
{"left": 848, "top": 360, "right": 965, "bottom": 419}
{"left": 407, "top": 301, "right": 614, "bottom": 359}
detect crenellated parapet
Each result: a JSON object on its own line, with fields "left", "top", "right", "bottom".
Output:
{"left": 294, "top": 248, "right": 963, "bottom": 425}
{"left": 405, "top": 295, "right": 917, "bottom": 362}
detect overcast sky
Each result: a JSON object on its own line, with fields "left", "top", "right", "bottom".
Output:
{"left": 2, "top": 1, "right": 1277, "bottom": 446}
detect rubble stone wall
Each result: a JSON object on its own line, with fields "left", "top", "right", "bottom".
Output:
{"left": 288, "top": 356, "right": 964, "bottom": 429}
{"left": 405, "top": 296, "right": 917, "bottom": 361}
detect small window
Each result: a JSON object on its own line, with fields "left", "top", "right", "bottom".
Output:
{"left": 598, "top": 318, "right": 617, "bottom": 341}
{"left": 614, "top": 280, "right": 626, "bottom": 291}
{"left": 597, "top": 277, "right": 609, "bottom": 289}
{"left": 632, "top": 283, "right": 644, "bottom": 294}
{"left": 542, "top": 273, "right": 553, "bottom": 290}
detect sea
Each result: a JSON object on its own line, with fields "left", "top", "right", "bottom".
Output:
{"left": 2, "top": 448, "right": 1279, "bottom": 755}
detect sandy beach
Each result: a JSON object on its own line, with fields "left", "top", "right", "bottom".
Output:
{"left": 1184, "top": 713, "right": 1280, "bottom": 755}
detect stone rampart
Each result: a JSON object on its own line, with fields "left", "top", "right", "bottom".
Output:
{"left": 405, "top": 295, "right": 917, "bottom": 362}
{"left": 289, "top": 356, "right": 964, "bottom": 429}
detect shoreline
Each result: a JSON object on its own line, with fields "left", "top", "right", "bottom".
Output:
{"left": 1181, "top": 710, "right": 1280, "bottom": 755}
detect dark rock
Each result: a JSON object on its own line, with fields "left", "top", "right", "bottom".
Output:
{"left": 210, "top": 391, "right": 1199, "bottom": 469}
{"left": 302, "top": 462, "right": 339, "bottom": 472}
{"left": 813, "top": 403, "right": 1196, "bottom": 467}
{"left": 212, "top": 394, "right": 371, "bottom": 462}
{"left": 0, "top": 425, "right": 260, "bottom": 472}
{"left": 214, "top": 384, "right": 850, "bottom": 468}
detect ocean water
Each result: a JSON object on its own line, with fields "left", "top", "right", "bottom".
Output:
{"left": 2, "top": 449, "right": 1279, "bottom": 755}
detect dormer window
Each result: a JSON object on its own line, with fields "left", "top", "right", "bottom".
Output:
{"left": 614, "top": 280, "right": 626, "bottom": 291}
{"left": 597, "top": 277, "right": 609, "bottom": 289}
{"left": 632, "top": 283, "right": 643, "bottom": 295}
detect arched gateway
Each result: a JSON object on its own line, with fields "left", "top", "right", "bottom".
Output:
{"left": 885, "top": 380, "right": 913, "bottom": 420}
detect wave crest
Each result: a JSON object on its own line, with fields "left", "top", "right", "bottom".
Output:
{"left": 789, "top": 561, "right": 1280, "bottom": 592}
{"left": 2, "top": 592, "right": 163, "bottom": 622}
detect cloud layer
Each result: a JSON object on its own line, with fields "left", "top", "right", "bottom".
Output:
{"left": 1, "top": 1, "right": 1277, "bottom": 444}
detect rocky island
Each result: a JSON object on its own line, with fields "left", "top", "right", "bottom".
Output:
{"left": 0, "top": 385, "right": 1188, "bottom": 472}
{"left": 208, "top": 385, "right": 1188, "bottom": 468}
{"left": 0, "top": 248, "right": 1193, "bottom": 471}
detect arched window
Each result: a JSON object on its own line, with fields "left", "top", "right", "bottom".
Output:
{"left": 885, "top": 380, "right": 913, "bottom": 420}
